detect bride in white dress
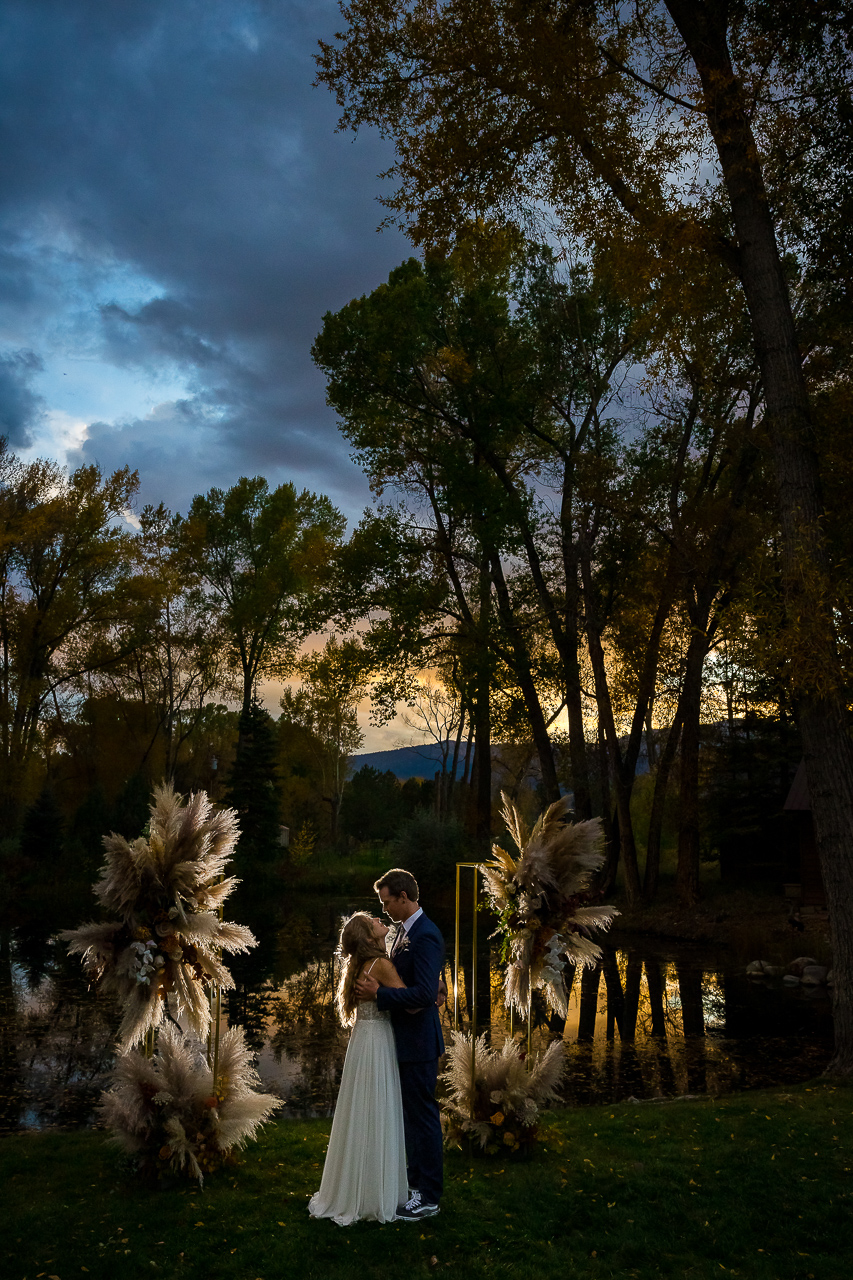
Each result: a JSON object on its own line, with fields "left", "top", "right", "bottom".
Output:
{"left": 308, "top": 912, "right": 408, "bottom": 1225}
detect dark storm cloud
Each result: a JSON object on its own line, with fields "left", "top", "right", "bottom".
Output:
{"left": 0, "top": 350, "right": 45, "bottom": 447}
{"left": 0, "top": 0, "right": 408, "bottom": 518}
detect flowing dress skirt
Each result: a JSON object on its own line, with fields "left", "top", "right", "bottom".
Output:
{"left": 308, "top": 1006, "right": 407, "bottom": 1225}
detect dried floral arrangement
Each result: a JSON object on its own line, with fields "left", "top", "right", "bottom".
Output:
{"left": 102, "top": 1024, "right": 281, "bottom": 1183}
{"left": 61, "top": 784, "right": 256, "bottom": 1048}
{"left": 62, "top": 783, "right": 282, "bottom": 1184}
{"left": 482, "top": 793, "right": 619, "bottom": 1018}
{"left": 441, "top": 1031, "right": 565, "bottom": 1155}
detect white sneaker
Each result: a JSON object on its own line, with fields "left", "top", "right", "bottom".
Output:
{"left": 396, "top": 1191, "right": 440, "bottom": 1221}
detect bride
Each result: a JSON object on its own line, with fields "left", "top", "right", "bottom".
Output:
{"left": 308, "top": 911, "right": 408, "bottom": 1225}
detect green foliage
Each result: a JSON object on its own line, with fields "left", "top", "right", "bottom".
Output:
{"left": 339, "top": 765, "right": 405, "bottom": 843}
{"left": 0, "top": 443, "right": 146, "bottom": 827}
{"left": 392, "top": 809, "right": 467, "bottom": 886}
{"left": 19, "top": 783, "right": 65, "bottom": 865}
{"left": 176, "top": 476, "right": 345, "bottom": 715}
{"left": 288, "top": 821, "right": 317, "bottom": 866}
{"left": 279, "top": 635, "right": 369, "bottom": 845}
{"left": 225, "top": 697, "right": 282, "bottom": 866}
{"left": 701, "top": 716, "right": 802, "bottom": 883}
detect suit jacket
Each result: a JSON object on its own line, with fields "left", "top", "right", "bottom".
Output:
{"left": 376, "top": 912, "right": 446, "bottom": 1063}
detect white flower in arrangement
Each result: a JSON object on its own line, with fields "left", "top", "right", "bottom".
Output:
{"left": 61, "top": 783, "right": 256, "bottom": 1048}
{"left": 481, "top": 792, "right": 619, "bottom": 1018}
{"left": 62, "top": 784, "right": 282, "bottom": 1185}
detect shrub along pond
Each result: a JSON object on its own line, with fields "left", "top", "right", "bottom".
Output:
{"left": 0, "top": 887, "right": 833, "bottom": 1133}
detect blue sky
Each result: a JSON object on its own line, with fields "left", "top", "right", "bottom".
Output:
{"left": 0, "top": 0, "right": 410, "bottom": 526}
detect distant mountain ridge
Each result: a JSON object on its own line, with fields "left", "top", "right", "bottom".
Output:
{"left": 351, "top": 737, "right": 653, "bottom": 782}
{"left": 350, "top": 743, "right": 462, "bottom": 781}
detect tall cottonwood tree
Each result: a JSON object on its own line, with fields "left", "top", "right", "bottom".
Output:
{"left": 318, "top": 0, "right": 853, "bottom": 1070}
{"left": 316, "top": 239, "right": 682, "bottom": 896}
{"left": 176, "top": 477, "right": 345, "bottom": 729}
{"left": 0, "top": 443, "right": 144, "bottom": 829}
{"left": 280, "top": 635, "right": 370, "bottom": 845}
{"left": 315, "top": 244, "right": 567, "bottom": 845}
{"left": 96, "top": 503, "right": 231, "bottom": 781}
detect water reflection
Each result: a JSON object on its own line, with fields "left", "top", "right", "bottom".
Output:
{"left": 0, "top": 929, "right": 120, "bottom": 1131}
{"left": 0, "top": 903, "right": 834, "bottom": 1131}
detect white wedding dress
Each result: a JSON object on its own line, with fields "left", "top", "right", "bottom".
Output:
{"left": 308, "top": 992, "right": 407, "bottom": 1225}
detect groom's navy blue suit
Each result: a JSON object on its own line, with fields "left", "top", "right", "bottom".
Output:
{"left": 376, "top": 912, "right": 445, "bottom": 1205}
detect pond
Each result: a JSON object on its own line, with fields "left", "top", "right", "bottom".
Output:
{"left": 0, "top": 889, "right": 834, "bottom": 1133}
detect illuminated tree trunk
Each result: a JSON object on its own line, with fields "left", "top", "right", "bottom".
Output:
{"left": 489, "top": 552, "right": 561, "bottom": 804}
{"left": 676, "top": 627, "right": 712, "bottom": 908}
{"left": 643, "top": 712, "right": 683, "bottom": 903}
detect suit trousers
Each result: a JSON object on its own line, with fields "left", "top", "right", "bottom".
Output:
{"left": 397, "top": 1058, "right": 443, "bottom": 1204}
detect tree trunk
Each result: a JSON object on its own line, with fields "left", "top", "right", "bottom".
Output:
{"left": 643, "top": 712, "right": 683, "bottom": 903}
{"left": 584, "top": 615, "right": 643, "bottom": 903}
{"left": 596, "top": 713, "right": 618, "bottom": 893}
{"left": 665, "top": 0, "right": 853, "bottom": 1072}
{"left": 676, "top": 627, "right": 712, "bottom": 908}
{"left": 470, "top": 557, "right": 493, "bottom": 853}
{"left": 490, "top": 552, "right": 561, "bottom": 803}
{"left": 577, "top": 963, "right": 601, "bottom": 1041}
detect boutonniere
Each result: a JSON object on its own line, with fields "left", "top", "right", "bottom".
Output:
{"left": 388, "top": 924, "right": 410, "bottom": 956}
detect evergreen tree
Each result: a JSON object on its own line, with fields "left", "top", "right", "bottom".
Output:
{"left": 19, "top": 784, "right": 65, "bottom": 864}
{"left": 339, "top": 767, "right": 404, "bottom": 844}
{"left": 225, "top": 696, "right": 282, "bottom": 865}
{"left": 111, "top": 772, "right": 150, "bottom": 842}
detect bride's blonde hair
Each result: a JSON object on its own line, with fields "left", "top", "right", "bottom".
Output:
{"left": 335, "top": 911, "right": 387, "bottom": 1027}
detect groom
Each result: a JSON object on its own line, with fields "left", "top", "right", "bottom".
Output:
{"left": 354, "top": 867, "right": 445, "bottom": 1221}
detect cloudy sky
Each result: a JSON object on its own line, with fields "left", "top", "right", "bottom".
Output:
{"left": 0, "top": 0, "right": 411, "bottom": 526}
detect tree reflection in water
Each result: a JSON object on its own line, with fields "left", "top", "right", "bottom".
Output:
{"left": 0, "top": 927, "right": 120, "bottom": 1132}
{"left": 484, "top": 942, "right": 832, "bottom": 1107}
{"left": 0, "top": 914, "right": 836, "bottom": 1129}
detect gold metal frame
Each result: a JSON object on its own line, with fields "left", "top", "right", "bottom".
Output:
{"left": 453, "top": 860, "right": 503, "bottom": 1114}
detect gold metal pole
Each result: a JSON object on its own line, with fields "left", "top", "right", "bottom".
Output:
{"left": 527, "top": 990, "right": 533, "bottom": 1069}
{"left": 212, "top": 986, "right": 222, "bottom": 1093}
{"left": 454, "top": 863, "right": 461, "bottom": 1032}
{"left": 213, "top": 875, "right": 225, "bottom": 1092}
{"left": 470, "top": 866, "right": 478, "bottom": 1115}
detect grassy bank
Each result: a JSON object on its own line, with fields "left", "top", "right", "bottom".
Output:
{"left": 3, "top": 1080, "right": 851, "bottom": 1280}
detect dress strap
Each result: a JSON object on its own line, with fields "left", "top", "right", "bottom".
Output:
{"left": 366, "top": 959, "right": 380, "bottom": 976}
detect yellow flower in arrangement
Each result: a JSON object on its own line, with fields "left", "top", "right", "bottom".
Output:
{"left": 490, "top": 1111, "right": 505, "bottom": 1125}
{"left": 503, "top": 1131, "right": 517, "bottom": 1147}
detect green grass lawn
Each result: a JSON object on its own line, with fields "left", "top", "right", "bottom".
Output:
{"left": 3, "top": 1080, "right": 851, "bottom": 1280}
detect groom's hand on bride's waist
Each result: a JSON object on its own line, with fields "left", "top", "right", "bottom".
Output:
{"left": 354, "top": 973, "right": 379, "bottom": 1001}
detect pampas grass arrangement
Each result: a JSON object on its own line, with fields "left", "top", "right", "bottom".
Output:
{"left": 441, "top": 1031, "right": 565, "bottom": 1155}
{"left": 101, "top": 1024, "right": 282, "bottom": 1184}
{"left": 61, "top": 783, "right": 256, "bottom": 1048}
{"left": 62, "top": 783, "right": 282, "bottom": 1184}
{"left": 483, "top": 792, "right": 619, "bottom": 1018}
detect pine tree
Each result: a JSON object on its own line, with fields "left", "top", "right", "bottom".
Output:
{"left": 225, "top": 696, "right": 282, "bottom": 865}
{"left": 19, "top": 783, "right": 65, "bottom": 864}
